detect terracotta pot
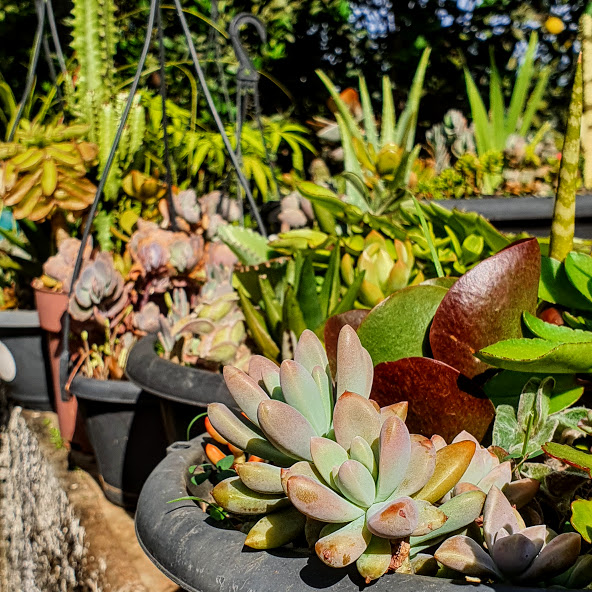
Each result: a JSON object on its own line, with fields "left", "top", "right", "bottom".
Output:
{"left": 33, "top": 286, "right": 83, "bottom": 445}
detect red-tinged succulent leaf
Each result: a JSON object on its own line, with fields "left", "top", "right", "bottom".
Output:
{"left": 429, "top": 238, "right": 540, "bottom": 378}
{"left": 257, "top": 400, "right": 318, "bottom": 461}
{"left": 281, "top": 461, "right": 325, "bottom": 495}
{"left": 482, "top": 486, "right": 521, "bottom": 551}
{"left": 244, "top": 507, "right": 307, "bottom": 549}
{"left": 515, "top": 533, "right": 581, "bottom": 584}
{"left": 315, "top": 515, "right": 371, "bottom": 568}
{"left": 394, "top": 435, "right": 436, "bottom": 498}
{"left": 287, "top": 475, "right": 366, "bottom": 523}
{"left": 223, "top": 366, "right": 270, "bottom": 426}
{"left": 336, "top": 326, "right": 373, "bottom": 399}
{"left": 212, "top": 476, "right": 290, "bottom": 515}
{"left": 248, "top": 355, "right": 281, "bottom": 396}
{"left": 325, "top": 310, "right": 370, "bottom": 376}
{"left": 434, "top": 535, "right": 501, "bottom": 579}
{"left": 294, "top": 329, "right": 330, "bottom": 375}
{"left": 380, "top": 401, "right": 408, "bottom": 423}
{"left": 542, "top": 442, "right": 592, "bottom": 476}
{"left": 502, "top": 478, "right": 540, "bottom": 509}
{"left": 490, "top": 533, "right": 538, "bottom": 576}
{"left": 235, "top": 462, "right": 284, "bottom": 494}
{"left": 366, "top": 496, "right": 419, "bottom": 538}
{"left": 375, "top": 416, "right": 411, "bottom": 502}
{"left": 333, "top": 391, "right": 382, "bottom": 452}
{"left": 370, "top": 358, "right": 495, "bottom": 443}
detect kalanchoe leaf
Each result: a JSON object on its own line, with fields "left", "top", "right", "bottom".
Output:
{"left": 324, "top": 310, "right": 369, "bottom": 377}
{"left": 287, "top": 475, "right": 366, "bottom": 523}
{"left": 333, "top": 391, "right": 382, "bottom": 453}
{"left": 375, "top": 415, "right": 411, "bottom": 502}
{"left": 235, "top": 462, "right": 284, "bottom": 495}
{"left": 523, "top": 311, "right": 592, "bottom": 343}
{"left": 371, "top": 358, "right": 494, "bottom": 443}
{"left": 564, "top": 251, "right": 592, "bottom": 302}
{"left": 223, "top": 366, "right": 270, "bottom": 427}
{"left": 212, "top": 476, "right": 290, "bottom": 515}
{"left": 310, "top": 437, "right": 349, "bottom": 486}
{"left": 244, "top": 507, "right": 307, "bottom": 549}
{"left": 429, "top": 238, "right": 540, "bottom": 378}
{"left": 356, "top": 535, "right": 392, "bottom": 582}
{"left": 434, "top": 535, "right": 502, "bottom": 579}
{"left": 415, "top": 440, "right": 476, "bottom": 503}
{"left": 570, "top": 499, "right": 592, "bottom": 543}
{"left": 349, "top": 436, "right": 377, "bottom": 479}
{"left": 514, "top": 532, "right": 581, "bottom": 584}
{"left": 336, "top": 325, "right": 372, "bottom": 399}
{"left": 280, "top": 360, "right": 328, "bottom": 435}
{"left": 294, "top": 329, "right": 330, "bottom": 375}
{"left": 412, "top": 499, "right": 448, "bottom": 536}
{"left": 207, "top": 403, "right": 293, "bottom": 466}
{"left": 315, "top": 515, "right": 371, "bottom": 568}
{"left": 257, "top": 399, "right": 318, "bottom": 461}
{"left": 539, "top": 255, "right": 592, "bottom": 311}
{"left": 394, "top": 435, "right": 436, "bottom": 498}
{"left": 335, "top": 460, "right": 376, "bottom": 508}
{"left": 542, "top": 442, "right": 592, "bottom": 476}
{"left": 366, "top": 496, "right": 419, "bottom": 538}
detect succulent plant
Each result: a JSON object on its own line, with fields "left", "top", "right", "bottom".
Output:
{"left": 198, "top": 191, "right": 241, "bottom": 239}
{"left": 208, "top": 327, "right": 484, "bottom": 581}
{"left": 0, "top": 122, "right": 98, "bottom": 221}
{"left": 38, "top": 237, "right": 93, "bottom": 292}
{"left": 69, "top": 252, "right": 130, "bottom": 325}
{"left": 434, "top": 486, "right": 582, "bottom": 584}
{"left": 122, "top": 170, "right": 167, "bottom": 201}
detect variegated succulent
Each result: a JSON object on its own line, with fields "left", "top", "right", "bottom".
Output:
{"left": 207, "top": 327, "right": 486, "bottom": 581}
{"left": 435, "top": 486, "right": 582, "bottom": 584}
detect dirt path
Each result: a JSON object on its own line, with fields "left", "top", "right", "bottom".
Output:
{"left": 23, "top": 410, "right": 182, "bottom": 592}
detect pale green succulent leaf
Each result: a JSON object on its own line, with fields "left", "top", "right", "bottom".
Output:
{"left": 336, "top": 460, "right": 376, "bottom": 508}
{"left": 349, "top": 436, "right": 378, "bottom": 479}
{"left": 212, "top": 476, "right": 290, "bottom": 515}
{"left": 356, "top": 535, "right": 391, "bottom": 582}
{"left": 336, "top": 325, "right": 373, "bottom": 399}
{"left": 244, "top": 507, "right": 307, "bottom": 549}
{"left": 310, "top": 436, "right": 349, "bottom": 487}
{"left": 235, "top": 462, "right": 284, "bottom": 495}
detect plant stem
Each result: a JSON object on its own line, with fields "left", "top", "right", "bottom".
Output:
{"left": 581, "top": 3, "right": 592, "bottom": 188}
{"left": 411, "top": 195, "right": 444, "bottom": 278}
{"left": 550, "top": 59, "right": 583, "bottom": 262}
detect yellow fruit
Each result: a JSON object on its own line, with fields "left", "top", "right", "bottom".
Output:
{"left": 545, "top": 16, "right": 565, "bottom": 34}
{"left": 41, "top": 158, "right": 58, "bottom": 197}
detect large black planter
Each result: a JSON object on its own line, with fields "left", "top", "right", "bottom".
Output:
{"left": 436, "top": 195, "right": 592, "bottom": 238}
{"left": 71, "top": 375, "right": 168, "bottom": 508}
{"left": 0, "top": 310, "right": 52, "bottom": 410}
{"left": 125, "top": 334, "right": 234, "bottom": 443}
{"left": 136, "top": 437, "right": 559, "bottom": 592}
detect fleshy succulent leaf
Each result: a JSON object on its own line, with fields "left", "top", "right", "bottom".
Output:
{"left": 473, "top": 461, "right": 512, "bottom": 494}
{"left": 248, "top": 355, "right": 282, "bottom": 399}
{"left": 570, "top": 499, "right": 592, "bottom": 543}
{"left": 310, "top": 436, "right": 349, "bottom": 486}
{"left": 490, "top": 532, "right": 538, "bottom": 577}
{"left": 287, "top": 475, "right": 366, "bottom": 523}
{"left": 235, "top": 462, "right": 284, "bottom": 494}
{"left": 356, "top": 535, "right": 392, "bottom": 582}
{"left": 333, "top": 391, "right": 382, "bottom": 452}
{"left": 223, "top": 366, "right": 270, "bottom": 427}
{"left": 482, "top": 486, "right": 521, "bottom": 551}
{"left": 542, "top": 442, "right": 592, "bottom": 476}
{"left": 349, "top": 436, "right": 378, "bottom": 479}
{"left": 379, "top": 401, "right": 408, "bottom": 423}
{"left": 336, "top": 325, "right": 372, "bottom": 398}
{"left": 294, "top": 329, "right": 330, "bottom": 375}
{"left": 312, "top": 365, "right": 333, "bottom": 432}
{"left": 324, "top": 310, "right": 369, "bottom": 376}
{"left": 367, "top": 496, "right": 419, "bottom": 538}
{"left": 434, "top": 535, "right": 502, "bottom": 579}
{"left": 335, "top": 460, "right": 376, "bottom": 508}
{"left": 394, "top": 435, "right": 436, "bottom": 498}
{"left": 281, "top": 461, "right": 325, "bottom": 495}
{"left": 411, "top": 499, "right": 448, "bottom": 536}
{"left": 315, "top": 515, "right": 371, "bottom": 568}
{"left": 212, "top": 476, "right": 290, "bottom": 515}
{"left": 375, "top": 415, "right": 411, "bottom": 502}
{"left": 244, "top": 507, "right": 307, "bottom": 549}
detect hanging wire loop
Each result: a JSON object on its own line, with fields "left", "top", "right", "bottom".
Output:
{"left": 229, "top": 13, "right": 266, "bottom": 83}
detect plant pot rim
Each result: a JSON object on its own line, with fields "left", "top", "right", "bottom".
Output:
{"left": 135, "top": 436, "right": 571, "bottom": 592}
{"left": 69, "top": 375, "right": 143, "bottom": 404}
{"left": 0, "top": 309, "right": 40, "bottom": 328}
{"left": 125, "top": 334, "right": 234, "bottom": 408}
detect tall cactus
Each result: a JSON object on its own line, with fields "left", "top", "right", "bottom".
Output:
{"left": 581, "top": 3, "right": 592, "bottom": 188}
{"left": 549, "top": 59, "right": 583, "bottom": 261}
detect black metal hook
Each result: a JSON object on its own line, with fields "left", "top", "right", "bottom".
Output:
{"left": 229, "top": 13, "right": 266, "bottom": 83}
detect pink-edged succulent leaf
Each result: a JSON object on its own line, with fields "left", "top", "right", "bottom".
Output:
{"left": 257, "top": 399, "right": 318, "bottom": 461}
{"left": 542, "top": 442, "right": 592, "bottom": 476}
{"left": 502, "top": 478, "right": 540, "bottom": 509}
{"left": 223, "top": 366, "right": 270, "bottom": 426}
{"left": 380, "top": 401, "right": 408, "bottom": 423}
{"left": 281, "top": 461, "right": 325, "bottom": 495}
{"left": 333, "top": 391, "right": 382, "bottom": 452}
{"left": 429, "top": 238, "right": 540, "bottom": 379}
{"left": 287, "top": 475, "right": 365, "bottom": 523}
{"left": 434, "top": 535, "right": 502, "bottom": 579}
{"left": 294, "top": 329, "right": 330, "bottom": 375}
{"left": 280, "top": 360, "right": 328, "bottom": 435}
{"left": 349, "top": 436, "right": 377, "bottom": 479}
{"left": 324, "top": 310, "right": 369, "bottom": 376}
{"left": 336, "top": 325, "right": 373, "bottom": 399}
{"left": 244, "top": 507, "right": 307, "bottom": 549}
{"left": 356, "top": 535, "right": 392, "bottom": 583}
{"left": 371, "top": 358, "right": 495, "bottom": 443}
{"left": 366, "top": 496, "right": 419, "bottom": 538}
{"left": 207, "top": 403, "right": 293, "bottom": 466}
{"left": 375, "top": 415, "right": 411, "bottom": 502}
{"left": 212, "top": 476, "right": 290, "bottom": 515}
{"left": 310, "top": 436, "right": 349, "bottom": 486}
{"left": 410, "top": 491, "right": 486, "bottom": 552}
{"left": 315, "top": 515, "right": 371, "bottom": 568}
{"left": 411, "top": 499, "right": 448, "bottom": 536}
{"left": 248, "top": 355, "right": 281, "bottom": 399}
{"left": 490, "top": 531, "right": 539, "bottom": 577}
{"left": 453, "top": 431, "right": 499, "bottom": 486}
{"left": 515, "top": 532, "right": 581, "bottom": 584}
{"left": 414, "top": 440, "right": 476, "bottom": 503}
{"left": 393, "top": 435, "right": 436, "bottom": 498}
{"left": 235, "top": 462, "right": 284, "bottom": 494}
{"left": 336, "top": 460, "right": 376, "bottom": 508}
{"left": 482, "top": 486, "right": 521, "bottom": 551}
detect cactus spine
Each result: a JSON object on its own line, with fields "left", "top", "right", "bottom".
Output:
{"left": 550, "top": 59, "right": 583, "bottom": 262}
{"left": 581, "top": 3, "right": 592, "bottom": 188}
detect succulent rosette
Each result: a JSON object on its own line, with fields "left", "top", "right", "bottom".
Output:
{"left": 435, "top": 486, "right": 582, "bottom": 584}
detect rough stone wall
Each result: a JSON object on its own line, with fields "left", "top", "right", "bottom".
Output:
{"left": 0, "top": 397, "right": 102, "bottom": 592}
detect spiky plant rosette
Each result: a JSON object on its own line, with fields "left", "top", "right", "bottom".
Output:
{"left": 207, "top": 327, "right": 486, "bottom": 581}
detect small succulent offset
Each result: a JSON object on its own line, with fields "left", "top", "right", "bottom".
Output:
{"left": 435, "top": 486, "right": 582, "bottom": 584}
{"left": 208, "top": 327, "right": 484, "bottom": 582}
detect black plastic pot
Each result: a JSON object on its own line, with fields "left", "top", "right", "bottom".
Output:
{"left": 71, "top": 375, "right": 168, "bottom": 508}
{"left": 0, "top": 310, "right": 52, "bottom": 410}
{"left": 136, "top": 436, "right": 557, "bottom": 592}
{"left": 437, "top": 195, "right": 592, "bottom": 238}
{"left": 125, "top": 334, "right": 234, "bottom": 443}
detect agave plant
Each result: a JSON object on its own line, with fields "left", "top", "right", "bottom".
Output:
{"left": 435, "top": 486, "right": 582, "bottom": 584}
